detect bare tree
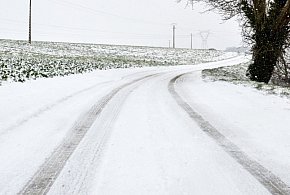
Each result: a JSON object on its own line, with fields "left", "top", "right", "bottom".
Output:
{"left": 180, "top": 0, "right": 290, "bottom": 83}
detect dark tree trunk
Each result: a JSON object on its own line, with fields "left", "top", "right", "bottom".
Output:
{"left": 247, "top": 29, "right": 277, "bottom": 83}
{"left": 247, "top": 35, "right": 280, "bottom": 83}
{"left": 247, "top": 51, "right": 277, "bottom": 83}
{"left": 247, "top": 22, "right": 288, "bottom": 83}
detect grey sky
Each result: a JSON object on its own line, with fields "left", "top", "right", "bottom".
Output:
{"left": 0, "top": 0, "right": 243, "bottom": 49}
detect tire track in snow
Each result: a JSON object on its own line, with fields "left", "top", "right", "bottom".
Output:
{"left": 1, "top": 80, "right": 111, "bottom": 135}
{"left": 18, "top": 73, "right": 158, "bottom": 195}
{"left": 169, "top": 73, "right": 290, "bottom": 195}
{"left": 49, "top": 72, "right": 158, "bottom": 195}
{"left": 1, "top": 71, "right": 151, "bottom": 136}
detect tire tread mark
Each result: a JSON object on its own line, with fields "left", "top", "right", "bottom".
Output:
{"left": 1, "top": 81, "right": 111, "bottom": 135}
{"left": 2, "top": 71, "right": 150, "bottom": 135}
{"left": 18, "top": 74, "right": 157, "bottom": 195}
{"left": 168, "top": 73, "right": 290, "bottom": 195}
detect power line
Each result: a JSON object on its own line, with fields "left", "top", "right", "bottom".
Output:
{"left": 0, "top": 17, "right": 171, "bottom": 38}
{"left": 0, "top": 0, "right": 241, "bottom": 49}
{"left": 0, "top": 27, "right": 173, "bottom": 41}
{"left": 48, "top": 0, "right": 170, "bottom": 26}
{"left": 47, "top": 0, "right": 214, "bottom": 33}
{"left": 0, "top": 1, "right": 216, "bottom": 46}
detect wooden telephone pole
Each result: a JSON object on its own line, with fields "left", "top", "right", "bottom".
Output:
{"left": 29, "top": 0, "right": 32, "bottom": 44}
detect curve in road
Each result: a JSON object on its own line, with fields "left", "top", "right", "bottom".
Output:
{"left": 169, "top": 73, "right": 290, "bottom": 195}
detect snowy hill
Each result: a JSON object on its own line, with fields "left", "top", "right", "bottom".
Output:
{"left": 0, "top": 39, "right": 234, "bottom": 84}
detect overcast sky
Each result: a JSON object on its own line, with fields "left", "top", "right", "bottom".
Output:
{"left": 0, "top": 0, "right": 243, "bottom": 50}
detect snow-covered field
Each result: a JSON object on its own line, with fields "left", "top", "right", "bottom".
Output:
{"left": 1, "top": 54, "right": 290, "bottom": 194}
{"left": 0, "top": 39, "right": 232, "bottom": 84}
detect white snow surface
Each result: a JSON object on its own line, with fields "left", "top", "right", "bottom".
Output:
{"left": 0, "top": 55, "right": 289, "bottom": 195}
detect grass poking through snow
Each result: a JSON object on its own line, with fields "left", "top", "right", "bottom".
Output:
{"left": 202, "top": 60, "right": 290, "bottom": 98}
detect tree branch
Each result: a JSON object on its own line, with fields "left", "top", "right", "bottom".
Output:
{"left": 253, "top": 0, "right": 267, "bottom": 30}
{"left": 275, "top": 0, "right": 290, "bottom": 29}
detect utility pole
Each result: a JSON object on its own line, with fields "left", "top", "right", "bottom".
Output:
{"left": 191, "top": 33, "right": 193, "bottom": 49}
{"left": 29, "top": 0, "right": 32, "bottom": 44}
{"left": 172, "top": 24, "right": 176, "bottom": 49}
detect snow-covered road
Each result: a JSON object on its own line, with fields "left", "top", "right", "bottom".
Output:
{"left": 1, "top": 55, "right": 290, "bottom": 195}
